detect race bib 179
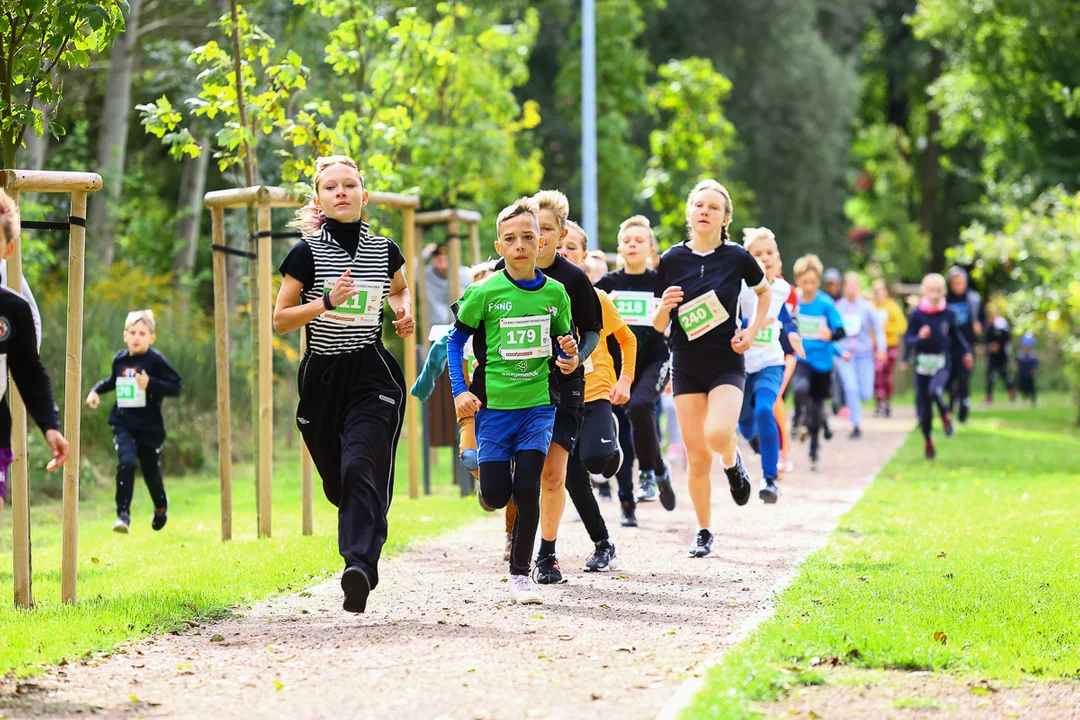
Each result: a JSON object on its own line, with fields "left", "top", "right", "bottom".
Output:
{"left": 498, "top": 315, "right": 552, "bottom": 360}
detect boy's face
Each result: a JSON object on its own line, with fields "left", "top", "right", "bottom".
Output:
{"left": 557, "top": 227, "right": 587, "bottom": 267}
{"left": 749, "top": 239, "right": 780, "bottom": 279}
{"left": 123, "top": 320, "right": 155, "bottom": 355}
{"left": 495, "top": 214, "right": 541, "bottom": 273}
{"left": 618, "top": 227, "right": 651, "bottom": 268}
{"left": 797, "top": 270, "right": 820, "bottom": 297}
{"left": 536, "top": 209, "right": 565, "bottom": 265}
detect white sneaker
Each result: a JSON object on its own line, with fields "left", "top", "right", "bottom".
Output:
{"left": 509, "top": 574, "right": 542, "bottom": 605}
{"left": 503, "top": 532, "right": 512, "bottom": 562}
{"left": 785, "top": 460, "right": 795, "bottom": 473}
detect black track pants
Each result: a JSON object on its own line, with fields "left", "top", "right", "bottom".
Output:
{"left": 626, "top": 357, "right": 669, "bottom": 474}
{"left": 612, "top": 405, "right": 636, "bottom": 505}
{"left": 480, "top": 450, "right": 547, "bottom": 576}
{"left": 296, "top": 344, "right": 406, "bottom": 588}
{"left": 793, "top": 363, "right": 831, "bottom": 451}
{"left": 917, "top": 368, "right": 951, "bottom": 441}
{"left": 565, "top": 400, "right": 614, "bottom": 544}
{"left": 114, "top": 425, "right": 167, "bottom": 515}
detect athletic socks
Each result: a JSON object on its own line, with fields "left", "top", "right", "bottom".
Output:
{"left": 539, "top": 538, "right": 556, "bottom": 558}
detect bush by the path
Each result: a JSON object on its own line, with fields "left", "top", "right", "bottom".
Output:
{"left": 0, "top": 452, "right": 481, "bottom": 678}
{"left": 684, "top": 398, "right": 1080, "bottom": 719}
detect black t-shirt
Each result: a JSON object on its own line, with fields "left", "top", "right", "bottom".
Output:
{"left": 654, "top": 240, "right": 766, "bottom": 352}
{"left": 279, "top": 219, "right": 405, "bottom": 296}
{"left": 495, "top": 253, "right": 602, "bottom": 403}
{"left": 595, "top": 269, "right": 668, "bottom": 368}
{"left": 90, "top": 348, "right": 183, "bottom": 443}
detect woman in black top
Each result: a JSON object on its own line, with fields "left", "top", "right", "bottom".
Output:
{"left": 653, "top": 180, "right": 771, "bottom": 559}
{"left": 274, "top": 156, "right": 415, "bottom": 614}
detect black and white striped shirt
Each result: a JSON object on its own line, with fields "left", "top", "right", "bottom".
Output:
{"left": 278, "top": 220, "right": 406, "bottom": 356}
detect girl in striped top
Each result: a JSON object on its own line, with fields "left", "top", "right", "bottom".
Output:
{"left": 274, "top": 155, "right": 415, "bottom": 614}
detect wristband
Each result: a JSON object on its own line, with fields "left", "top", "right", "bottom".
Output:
{"left": 323, "top": 292, "right": 335, "bottom": 311}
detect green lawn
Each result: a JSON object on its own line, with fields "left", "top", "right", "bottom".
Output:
{"left": 0, "top": 447, "right": 481, "bottom": 677}
{"left": 683, "top": 398, "right": 1080, "bottom": 720}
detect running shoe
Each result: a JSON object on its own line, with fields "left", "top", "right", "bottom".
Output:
{"left": 152, "top": 498, "right": 168, "bottom": 531}
{"left": 748, "top": 434, "right": 761, "bottom": 455}
{"left": 850, "top": 426, "right": 862, "bottom": 440}
{"left": 509, "top": 574, "right": 542, "bottom": 605}
{"left": 595, "top": 478, "right": 614, "bottom": 500}
{"left": 724, "top": 453, "right": 752, "bottom": 506}
{"left": 823, "top": 420, "right": 834, "bottom": 441}
{"left": 759, "top": 478, "right": 779, "bottom": 504}
{"left": 583, "top": 540, "right": 618, "bottom": 572}
{"left": 925, "top": 440, "right": 937, "bottom": 460}
{"left": 958, "top": 401, "right": 969, "bottom": 424}
{"left": 533, "top": 553, "right": 567, "bottom": 585}
{"left": 809, "top": 445, "right": 820, "bottom": 473}
{"left": 477, "top": 486, "right": 495, "bottom": 513}
{"left": 619, "top": 499, "right": 638, "bottom": 528}
{"left": 636, "top": 470, "right": 658, "bottom": 502}
{"left": 655, "top": 468, "right": 676, "bottom": 511}
{"left": 460, "top": 448, "right": 478, "bottom": 473}
{"left": 943, "top": 413, "right": 955, "bottom": 437}
{"left": 341, "top": 565, "right": 371, "bottom": 613}
{"left": 798, "top": 426, "right": 809, "bottom": 443}
{"left": 503, "top": 532, "right": 512, "bottom": 562}
{"left": 688, "top": 529, "right": 713, "bottom": 558}
{"left": 112, "top": 511, "right": 130, "bottom": 534}
{"left": 885, "top": 401, "right": 892, "bottom": 418}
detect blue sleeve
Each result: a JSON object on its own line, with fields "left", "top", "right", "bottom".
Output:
{"left": 410, "top": 331, "right": 450, "bottom": 400}
{"left": 778, "top": 305, "right": 798, "bottom": 335}
{"left": 447, "top": 328, "right": 472, "bottom": 397}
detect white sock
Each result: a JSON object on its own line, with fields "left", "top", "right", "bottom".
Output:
{"left": 721, "top": 450, "right": 739, "bottom": 470}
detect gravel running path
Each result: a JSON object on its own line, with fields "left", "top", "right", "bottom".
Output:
{"left": 2, "top": 410, "right": 911, "bottom": 720}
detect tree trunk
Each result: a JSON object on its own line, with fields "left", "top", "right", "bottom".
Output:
{"left": 87, "top": 0, "right": 144, "bottom": 268}
{"left": 172, "top": 143, "right": 209, "bottom": 275}
{"left": 922, "top": 49, "right": 945, "bottom": 272}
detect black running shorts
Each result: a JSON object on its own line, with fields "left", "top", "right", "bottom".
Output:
{"left": 550, "top": 403, "right": 584, "bottom": 453}
{"left": 671, "top": 347, "right": 746, "bottom": 396}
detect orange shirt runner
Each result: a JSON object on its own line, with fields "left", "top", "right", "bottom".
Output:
{"left": 585, "top": 289, "right": 637, "bottom": 402}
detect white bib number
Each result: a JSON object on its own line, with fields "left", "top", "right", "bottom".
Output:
{"left": 752, "top": 324, "right": 776, "bottom": 348}
{"left": 797, "top": 314, "right": 826, "bottom": 339}
{"left": 116, "top": 377, "right": 147, "bottom": 408}
{"left": 611, "top": 291, "right": 658, "bottom": 327}
{"left": 322, "top": 280, "right": 384, "bottom": 327}
{"left": 677, "top": 291, "right": 728, "bottom": 341}
{"left": 842, "top": 312, "right": 863, "bottom": 338}
{"left": 499, "top": 315, "right": 552, "bottom": 360}
{"left": 916, "top": 353, "right": 947, "bottom": 376}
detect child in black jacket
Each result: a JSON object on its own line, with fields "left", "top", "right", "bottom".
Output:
{"left": 902, "top": 274, "right": 973, "bottom": 460}
{"left": 87, "top": 310, "right": 182, "bottom": 532}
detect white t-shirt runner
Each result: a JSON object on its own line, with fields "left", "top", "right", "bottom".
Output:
{"left": 738, "top": 277, "right": 792, "bottom": 375}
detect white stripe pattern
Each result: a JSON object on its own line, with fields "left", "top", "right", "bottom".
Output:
{"left": 302, "top": 223, "right": 396, "bottom": 355}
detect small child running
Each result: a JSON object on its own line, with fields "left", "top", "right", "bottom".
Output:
{"left": 1015, "top": 333, "right": 1039, "bottom": 406}
{"left": 0, "top": 191, "right": 70, "bottom": 519}
{"left": 87, "top": 310, "right": 183, "bottom": 532}
{"left": 901, "top": 273, "right": 973, "bottom": 459}
{"left": 448, "top": 198, "right": 577, "bottom": 605}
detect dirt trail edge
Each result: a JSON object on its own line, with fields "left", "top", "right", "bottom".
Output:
{"left": 3, "top": 410, "right": 911, "bottom": 720}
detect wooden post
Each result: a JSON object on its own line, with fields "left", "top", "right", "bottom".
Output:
{"left": 60, "top": 191, "right": 87, "bottom": 604}
{"left": 469, "top": 222, "right": 481, "bottom": 265}
{"left": 5, "top": 187, "right": 32, "bottom": 608}
{"left": 300, "top": 332, "right": 313, "bottom": 536}
{"left": 402, "top": 207, "right": 420, "bottom": 500}
{"left": 447, "top": 218, "right": 463, "bottom": 314}
{"left": 211, "top": 206, "right": 233, "bottom": 541}
{"left": 256, "top": 202, "right": 273, "bottom": 538}
{"left": 414, "top": 225, "right": 428, "bottom": 343}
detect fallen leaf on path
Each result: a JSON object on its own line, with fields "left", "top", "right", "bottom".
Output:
{"left": 970, "top": 686, "right": 990, "bottom": 695}
{"left": 615, "top": 646, "right": 636, "bottom": 653}
{"left": 934, "top": 631, "right": 948, "bottom": 645}
{"left": 937, "top": 551, "right": 948, "bottom": 558}
{"left": 274, "top": 680, "right": 284, "bottom": 691}
{"left": 129, "top": 695, "right": 140, "bottom": 703}
{"left": 599, "top": 604, "right": 609, "bottom": 609}
{"left": 298, "top": 592, "right": 312, "bottom": 598}
{"left": 557, "top": 634, "right": 574, "bottom": 641}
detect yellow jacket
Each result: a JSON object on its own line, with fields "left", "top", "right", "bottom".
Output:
{"left": 873, "top": 297, "right": 908, "bottom": 348}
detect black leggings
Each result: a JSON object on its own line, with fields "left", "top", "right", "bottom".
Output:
{"left": 986, "top": 354, "right": 1014, "bottom": 398}
{"left": 793, "top": 364, "right": 831, "bottom": 451}
{"left": 626, "top": 357, "right": 670, "bottom": 475}
{"left": 480, "top": 450, "right": 546, "bottom": 576}
{"left": 114, "top": 426, "right": 167, "bottom": 515}
{"left": 917, "top": 368, "right": 950, "bottom": 441}
{"left": 613, "top": 405, "right": 636, "bottom": 505}
{"left": 565, "top": 401, "right": 614, "bottom": 544}
{"left": 948, "top": 350, "right": 973, "bottom": 412}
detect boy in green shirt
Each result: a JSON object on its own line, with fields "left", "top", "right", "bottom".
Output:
{"left": 448, "top": 197, "right": 577, "bottom": 605}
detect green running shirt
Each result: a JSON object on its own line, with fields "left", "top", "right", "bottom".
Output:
{"left": 455, "top": 270, "right": 573, "bottom": 410}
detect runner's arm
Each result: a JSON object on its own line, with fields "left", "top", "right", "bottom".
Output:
{"left": 147, "top": 354, "right": 182, "bottom": 397}
{"left": 612, "top": 322, "right": 638, "bottom": 383}
{"left": 446, "top": 327, "right": 474, "bottom": 397}
{"left": 8, "top": 301, "right": 61, "bottom": 436}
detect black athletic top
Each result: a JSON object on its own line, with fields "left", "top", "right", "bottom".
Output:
{"left": 595, "top": 269, "right": 669, "bottom": 368}
{"left": 0, "top": 288, "right": 61, "bottom": 448}
{"left": 496, "top": 253, "right": 602, "bottom": 406}
{"left": 90, "top": 348, "right": 182, "bottom": 444}
{"left": 654, "top": 240, "right": 767, "bottom": 352}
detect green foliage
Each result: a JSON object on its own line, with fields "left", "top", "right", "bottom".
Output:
{"left": 0, "top": 0, "right": 128, "bottom": 167}
{"left": 951, "top": 187, "right": 1080, "bottom": 413}
{"left": 683, "top": 400, "right": 1080, "bottom": 718}
{"left": 640, "top": 57, "right": 749, "bottom": 249}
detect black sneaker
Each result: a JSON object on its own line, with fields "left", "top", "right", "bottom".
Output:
{"left": 341, "top": 565, "right": 371, "bottom": 613}
{"left": 688, "top": 529, "right": 713, "bottom": 558}
{"left": 533, "top": 553, "right": 567, "bottom": 584}
{"left": 595, "top": 479, "right": 613, "bottom": 500}
{"left": 850, "top": 426, "right": 862, "bottom": 440}
{"left": 943, "top": 413, "right": 955, "bottom": 437}
{"left": 759, "top": 478, "right": 778, "bottom": 504}
{"left": 113, "top": 511, "right": 131, "bottom": 534}
{"left": 748, "top": 434, "right": 761, "bottom": 455}
{"left": 823, "top": 420, "right": 834, "bottom": 441}
{"left": 583, "top": 540, "right": 618, "bottom": 572}
{"left": 724, "top": 454, "right": 752, "bottom": 506}
{"left": 620, "top": 499, "right": 638, "bottom": 528}
{"left": 885, "top": 401, "right": 892, "bottom": 418}
{"left": 958, "top": 402, "right": 969, "bottom": 424}
{"left": 655, "top": 468, "right": 676, "bottom": 511}
{"left": 152, "top": 499, "right": 168, "bottom": 531}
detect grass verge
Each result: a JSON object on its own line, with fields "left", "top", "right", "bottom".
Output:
{"left": 0, "top": 447, "right": 481, "bottom": 677}
{"left": 682, "top": 398, "right": 1080, "bottom": 719}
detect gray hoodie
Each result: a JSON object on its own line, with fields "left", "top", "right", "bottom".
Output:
{"left": 835, "top": 296, "right": 885, "bottom": 358}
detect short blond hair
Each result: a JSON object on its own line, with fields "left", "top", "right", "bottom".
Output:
{"left": 742, "top": 227, "right": 776, "bottom": 253}
{"left": 793, "top": 253, "right": 824, "bottom": 280}
{"left": 617, "top": 215, "right": 655, "bottom": 244}
{"left": 496, "top": 197, "right": 540, "bottom": 235}
{"left": 921, "top": 272, "right": 946, "bottom": 295}
{"left": 532, "top": 189, "right": 569, "bottom": 231}
{"left": 565, "top": 219, "right": 587, "bottom": 245}
{"left": 125, "top": 309, "right": 156, "bottom": 332}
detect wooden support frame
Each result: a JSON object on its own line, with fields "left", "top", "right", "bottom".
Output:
{"left": 1, "top": 169, "right": 103, "bottom": 608}
{"left": 205, "top": 185, "right": 422, "bottom": 541}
